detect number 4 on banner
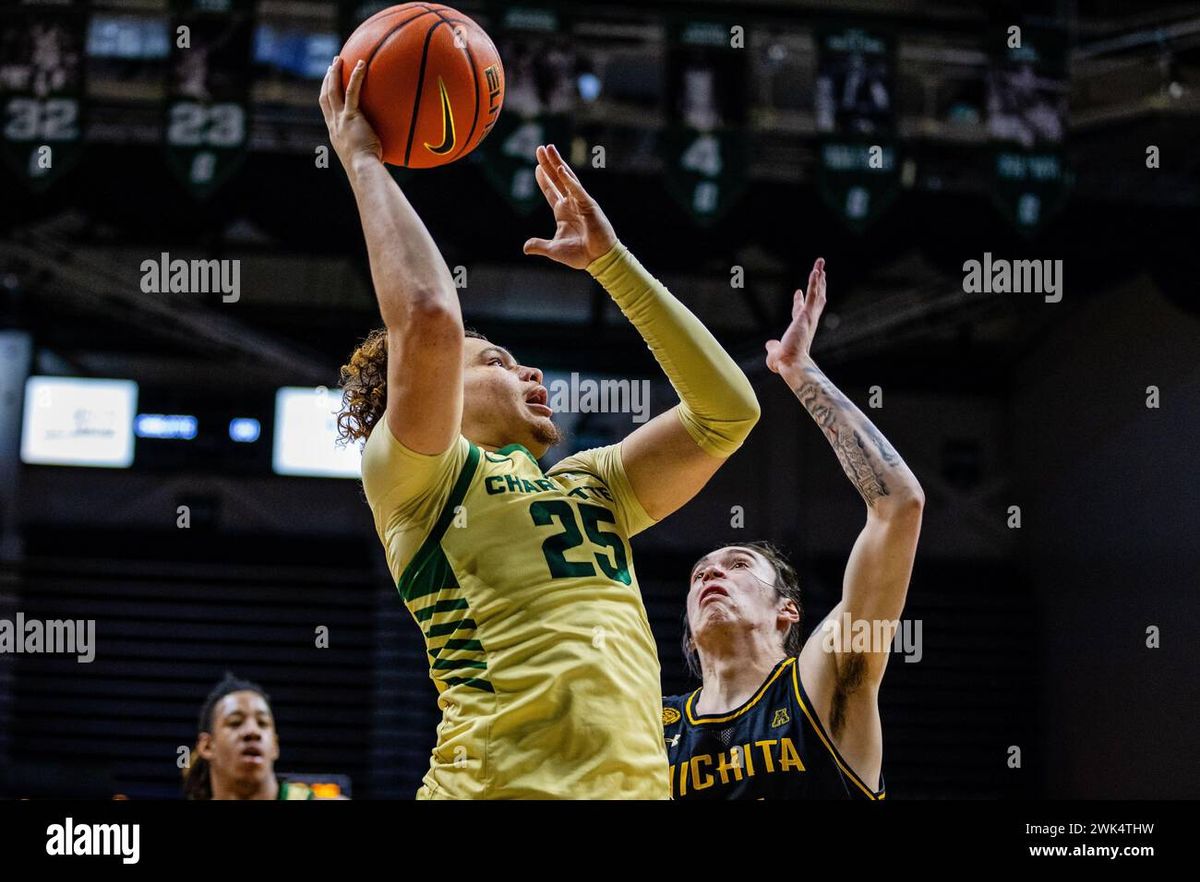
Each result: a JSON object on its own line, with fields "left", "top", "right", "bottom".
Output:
{"left": 480, "top": 113, "right": 572, "bottom": 216}
{"left": 662, "top": 127, "right": 748, "bottom": 226}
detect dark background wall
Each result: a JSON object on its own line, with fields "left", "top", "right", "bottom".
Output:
{"left": 1012, "top": 281, "right": 1200, "bottom": 798}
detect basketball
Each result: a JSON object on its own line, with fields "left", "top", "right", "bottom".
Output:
{"left": 339, "top": 3, "right": 504, "bottom": 169}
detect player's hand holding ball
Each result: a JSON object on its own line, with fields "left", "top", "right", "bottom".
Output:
{"left": 765, "top": 257, "right": 828, "bottom": 378}
{"left": 320, "top": 57, "right": 382, "bottom": 175}
{"left": 523, "top": 144, "right": 618, "bottom": 270}
{"left": 332, "top": 3, "right": 504, "bottom": 169}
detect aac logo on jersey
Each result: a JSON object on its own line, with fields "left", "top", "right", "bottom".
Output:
{"left": 770, "top": 707, "right": 790, "bottom": 728}
{"left": 662, "top": 706, "right": 681, "bottom": 726}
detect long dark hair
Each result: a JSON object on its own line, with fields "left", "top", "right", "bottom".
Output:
{"left": 681, "top": 540, "right": 804, "bottom": 681}
{"left": 182, "top": 672, "right": 272, "bottom": 800}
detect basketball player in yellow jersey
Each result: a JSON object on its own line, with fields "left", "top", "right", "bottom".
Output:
{"left": 320, "top": 58, "right": 759, "bottom": 798}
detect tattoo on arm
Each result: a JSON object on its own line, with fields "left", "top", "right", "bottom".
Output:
{"left": 794, "top": 364, "right": 904, "bottom": 507}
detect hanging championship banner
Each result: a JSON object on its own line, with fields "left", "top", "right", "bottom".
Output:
{"left": 987, "top": 23, "right": 1069, "bottom": 234}
{"left": 478, "top": 4, "right": 571, "bottom": 215}
{"left": 814, "top": 26, "right": 899, "bottom": 232}
{"left": 0, "top": 0, "right": 87, "bottom": 191}
{"left": 662, "top": 19, "right": 748, "bottom": 226}
{"left": 165, "top": 0, "right": 254, "bottom": 199}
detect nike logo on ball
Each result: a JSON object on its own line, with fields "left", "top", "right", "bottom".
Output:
{"left": 424, "top": 76, "right": 456, "bottom": 155}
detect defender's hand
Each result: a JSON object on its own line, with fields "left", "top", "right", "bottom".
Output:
{"left": 319, "top": 57, "right": 382, "bottom": 172}
{"left": 765, "top": 258, "right": 827, "bottom": 377}
{"left": 523, "top": 144, "right": 617, "bottom": 269}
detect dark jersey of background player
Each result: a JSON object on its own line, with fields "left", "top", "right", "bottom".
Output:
{"left": 663, "top": 656, "right": 883, "bottom": 799}
{"left": 668, "top": 259, "right": 923, "bottom": 800}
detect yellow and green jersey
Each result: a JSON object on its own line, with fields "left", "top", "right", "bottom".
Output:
{"left": 361, "top": 423, "right": 669, "bottom": 799}
{"left": 276, "top": 780, "right": 316, "bottom": 800}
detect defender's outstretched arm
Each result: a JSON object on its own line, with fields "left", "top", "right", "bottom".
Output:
{"left": 773, "top": 260, "right": 923, "bottom": 788}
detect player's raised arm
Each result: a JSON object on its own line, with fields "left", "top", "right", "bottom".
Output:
{"left": 523, "top": 144, "right": 760, "bottom": 520}
{"left": 774, "top": 260, "right": 924, "bottom": 693}
{"left": 321, "top": 56, "right": 463, "bottom": 455}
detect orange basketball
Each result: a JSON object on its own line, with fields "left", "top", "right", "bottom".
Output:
{"left": 340, "top": 3, "right": 504, "bottom": 169}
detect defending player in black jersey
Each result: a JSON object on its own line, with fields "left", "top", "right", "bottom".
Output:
{"left": 665, "top": 258, "right": 924, "bottom": 799}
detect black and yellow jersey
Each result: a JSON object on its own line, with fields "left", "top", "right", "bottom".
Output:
{"left": 662, "top": 656, "right": 885, "bottom": 800}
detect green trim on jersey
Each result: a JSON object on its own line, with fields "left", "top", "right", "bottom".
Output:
{"left": 494, "top": 443, "right": 541, "bottom": 469}
{"left": 397, "top": 442, "right": 494, "bottom": 694}
{"left": 398, "top": 442, "right": 481, "bottom": 603}
{"left": 277, "top": 780, "right": 315, "bottom": 800}
{"left": 413, "top": 598, "right": 469, "bottom": 622}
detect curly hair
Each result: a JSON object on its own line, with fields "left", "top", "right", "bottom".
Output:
{"left": 681, "top": 540, "right": 804, "bottom": 681}
{"left": 336, "top": 326, "right": 487, "bottom": 444}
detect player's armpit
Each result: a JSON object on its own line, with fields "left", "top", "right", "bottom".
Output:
{"left": 796, "top": 611, "right": 886, "bottom": 791}
{"left": 618, "top": 406, "right": 729, "bottom": 521}
{"left": 792, "top": 493, "right": 919, "bottom": 791}
{"left": 841, "top": 501, "right": 922, "bottom": 630}
{"left": 803, "top": 503, "right": 922, "bottom": 693}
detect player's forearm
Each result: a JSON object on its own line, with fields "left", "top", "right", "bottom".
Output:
{"left": 348, "top": 154, "right": 462, "bottom": 330}
{"left": 587, "top": 242, "right": 759, "bottom": 457}
{"left": 782, "top": 356, "right": 923, "bottom": 513}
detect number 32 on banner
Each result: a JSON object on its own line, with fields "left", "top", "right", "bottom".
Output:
{"left": 3, "top": 97, "right": 80, "bottom": 141}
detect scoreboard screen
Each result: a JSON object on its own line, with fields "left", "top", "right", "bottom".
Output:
{"left": 271, "top": 387, "right": 361, "bottom": 480}
{"left": 21, "top": 377, "right": 138, "bottom": 469}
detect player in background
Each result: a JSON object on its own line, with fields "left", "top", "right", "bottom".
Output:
{"left": 664, "top": 259, "right": 923, "bottom": 799}
{"left": 183, "top": 673, "right": 315, "bottom": 800}
{"left": 322, "top": 57, "right": 759, "bottom": 798}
